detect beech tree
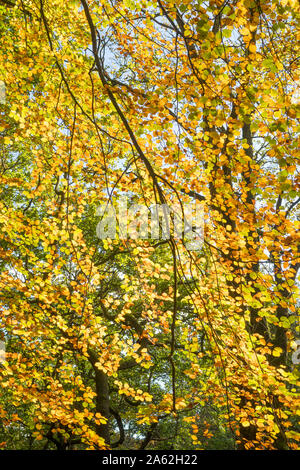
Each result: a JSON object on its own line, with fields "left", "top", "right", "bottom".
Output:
{"left": 0, "top": 0, "right": 299, "bottom": 450}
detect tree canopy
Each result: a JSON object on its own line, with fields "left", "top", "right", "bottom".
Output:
{"left": 0, "top": 0, "right": 299, "bottom": 450}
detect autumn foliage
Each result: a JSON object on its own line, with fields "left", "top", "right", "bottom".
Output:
{"left": 0, "top": 0, "right": 299, "bottom": 450}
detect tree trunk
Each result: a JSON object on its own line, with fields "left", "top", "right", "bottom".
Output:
{"left": 88, "top": 349, "right": 110, "bottom": 446}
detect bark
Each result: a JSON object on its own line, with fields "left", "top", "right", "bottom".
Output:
{"left": 88, "top": 349, "right": 111, "bottom": 446}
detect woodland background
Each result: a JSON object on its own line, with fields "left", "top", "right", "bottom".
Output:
{"left": 0, "top": 0, "right": 299, "bottom": 450}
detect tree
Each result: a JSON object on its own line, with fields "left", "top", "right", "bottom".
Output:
{"left": 0, "top": 0, "right": 299, "bottom": 450}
